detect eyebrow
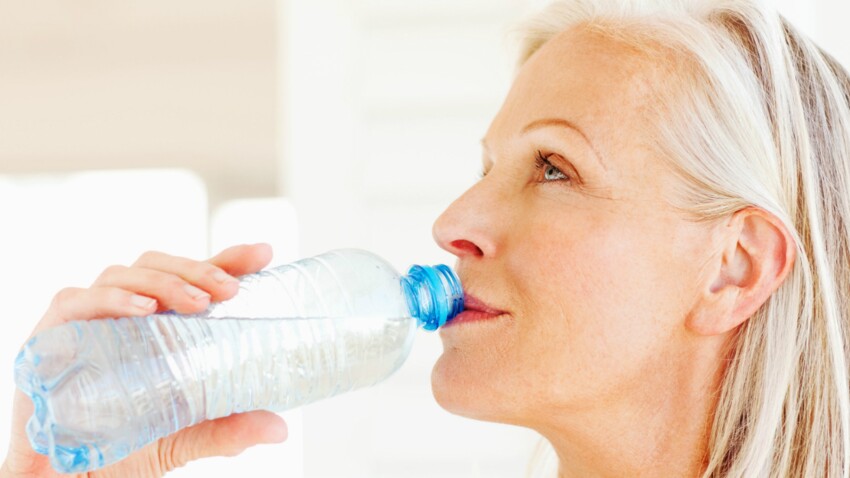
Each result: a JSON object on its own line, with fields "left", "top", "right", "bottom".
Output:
{"left": 519, "top": 118, "right": 607, "bottom": 170}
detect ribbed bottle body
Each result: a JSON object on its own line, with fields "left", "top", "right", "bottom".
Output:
{"left": 15, "top": 249, "right": 421, "bottom": 473}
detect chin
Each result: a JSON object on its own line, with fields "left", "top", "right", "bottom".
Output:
{"left": 430, "top": 351, "right": 505, "bottom": 422}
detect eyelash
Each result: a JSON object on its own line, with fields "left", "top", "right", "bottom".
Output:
{"left": 533, "top": 150, "right": 571, "bottom": 183}
{"left": 477, "top": 150, "right": 572, "bottom": 183}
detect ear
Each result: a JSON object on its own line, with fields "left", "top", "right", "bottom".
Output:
{"left": 686, "top": 207, "right": 797, "bottom": 336}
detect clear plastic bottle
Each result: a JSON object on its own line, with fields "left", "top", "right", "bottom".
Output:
{"left": 13, "top": 249, "right": 463, "bottom": 474}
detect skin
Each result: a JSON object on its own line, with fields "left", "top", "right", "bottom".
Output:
{"left": 430, "top": 27, "right": 795, "bottom": 477}
{"left": 1, "top": 244, "right": 287, "bottom": 478}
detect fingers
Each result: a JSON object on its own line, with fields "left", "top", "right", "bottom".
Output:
{"left": 12, "top": 244, "right": 282, "bottom": 476}
{"left": 207, "top": 243, "right": 274, "bottom": 277}
{"left": 93, "top": 264, "right": 236, "bottom": 312}
{"left": 124, "top": 252, "right": 242, "bottom": 303}
{"left": 94, "top": 243, "right": 273, "bottom": 313}
{"left": 32, "top": 286, "right": 158, "bottom": 336}
{"left": 33, "top": 243, "right": 274, "bottom": 336}
{"left": 156, "top": 411, "right": 287, "bottom": 473}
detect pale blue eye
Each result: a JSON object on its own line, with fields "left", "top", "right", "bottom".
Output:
{"left": 544, "top": 165, "right": 567, "bottom": 181}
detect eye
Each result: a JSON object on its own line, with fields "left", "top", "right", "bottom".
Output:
{"left": 534, "top": 151, "right": 570, "bottom": 182}
{"left": 543, "top": 164, "right": 566, "bottom": 181}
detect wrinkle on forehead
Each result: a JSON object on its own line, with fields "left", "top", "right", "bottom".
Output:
{"left": 501, "top": 26, "right": 674, "bottom": 170}
{"left": 495, "top": 24, "right": 696, "bottom": 210}
{"left": 537, "top": 25, "right": 684, "bottom": 120}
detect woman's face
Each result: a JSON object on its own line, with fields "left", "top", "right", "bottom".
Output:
{"left": 431, "top": 28, "right": 719, "bottom": 428}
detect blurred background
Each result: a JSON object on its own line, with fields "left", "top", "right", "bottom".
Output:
{"left": 0, "top": 1, "right": 848, "bottom": 477}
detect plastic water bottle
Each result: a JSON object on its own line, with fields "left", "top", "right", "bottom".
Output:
{"left": 13, "top": 249, "right": 463, "bottom": 474}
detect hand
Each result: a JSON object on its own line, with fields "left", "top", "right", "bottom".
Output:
{"left": 1, "top": 244, "right": 288, "bottom": 478}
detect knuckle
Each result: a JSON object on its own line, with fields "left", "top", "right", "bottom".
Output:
{"left": 50, "top": 287, "right": 81, "bottom": 309}
{"left": 198, "top": 261, "right": 218, "bottom": 275}
{"left": 97, "top": 264, "right": 127, "bottom": 281}
{"left": 197, "top": 263, "right": 224, "bottom": 283}
{"left": 169, "top": 277, "right": 190, "bottom": 293}
{"left": 103, "top": 264, "right": 128, "bottom": 275}
{"left": 157, "top": 438, "right": 175, "bottom": 473}
{"left": 144, "top": 446, "right": 165, "bottom": 477}
{"left": 135, "top": 250, "right": 164, "bottom": 265}
{"left": 176, "top": 257, "right": 207, "bottom": 277}
{"left": 158, "top": 434, "right": 188, "bottom": 473}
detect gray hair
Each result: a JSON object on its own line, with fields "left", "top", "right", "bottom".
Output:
{"left": 514, "top": 1, "right": 850, "bottom": 476}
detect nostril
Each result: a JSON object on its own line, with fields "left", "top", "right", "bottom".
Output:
{"left": 450, "top": 239, "right": 484, "bottom": 257}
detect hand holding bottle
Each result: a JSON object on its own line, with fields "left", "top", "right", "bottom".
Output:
{"left": 1, "top": 244, "right": 288, "bottom": 478}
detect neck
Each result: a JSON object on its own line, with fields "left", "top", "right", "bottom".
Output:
{"left": 537, "top": 338, "right": 727, "bottom": 478}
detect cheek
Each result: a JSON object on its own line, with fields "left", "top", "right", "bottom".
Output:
{"left": 431, "top": 205, "right": 704, "bottom": 420}
{"left": 507, "top": 212, "right": 691, "bottom": 405}
{"left": 518, "top": 211, "right": 656, "bottom": 327}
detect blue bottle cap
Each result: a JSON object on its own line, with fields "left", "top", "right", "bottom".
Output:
{"left": 403, "top": 264, "right": 464, "bottom": 330}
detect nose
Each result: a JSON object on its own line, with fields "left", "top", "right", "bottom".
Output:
{"left": 432, "top": 181, "right": 501, "bottom": 259}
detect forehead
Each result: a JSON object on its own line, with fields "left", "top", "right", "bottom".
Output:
{"left": 491, "top": 26, "right": 666, "bottom": 147}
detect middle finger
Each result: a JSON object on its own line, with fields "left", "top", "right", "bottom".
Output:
{"left": 93, "top": 265, "right": 219, "bottom": 314}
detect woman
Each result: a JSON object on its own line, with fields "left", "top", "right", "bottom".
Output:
{"left": 3, "top": 0, "right": 850, "bottom": 476}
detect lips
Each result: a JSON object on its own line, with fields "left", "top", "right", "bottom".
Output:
{"left": 444, "top": 293, "right": 507, "bottom": 327}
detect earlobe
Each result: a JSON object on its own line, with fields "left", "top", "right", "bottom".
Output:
{"left": 686, "top": 207, "right": 796, "bottom": 336}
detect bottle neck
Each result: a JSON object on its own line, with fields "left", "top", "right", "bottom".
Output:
{"left": 402, "top": 264, "right": 464, "bottom": 331}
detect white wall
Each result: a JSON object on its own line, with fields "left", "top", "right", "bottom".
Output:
{"left": 0, "top": 0, "right": 277, "bottom": 203}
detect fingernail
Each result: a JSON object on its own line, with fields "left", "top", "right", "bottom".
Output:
{"left": 131, "top": 294, "right": 157, "bottom": 309}
{"left": 184, "top": 284, "right": 211, "bottom": 300}
{"left": 212, "top": 269, "right": 237, "bottom": 284}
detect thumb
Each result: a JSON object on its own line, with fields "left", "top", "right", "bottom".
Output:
{"left": 156, "top": 410, "right": 288, "bottom": 473}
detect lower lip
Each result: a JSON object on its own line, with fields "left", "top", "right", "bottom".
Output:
{"left": 443, "top": 310, "right": 506, "bottom": 328}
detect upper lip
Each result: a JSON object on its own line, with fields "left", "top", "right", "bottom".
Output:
{"left": 462, "top": 293, "right": 507, "bottom": 315}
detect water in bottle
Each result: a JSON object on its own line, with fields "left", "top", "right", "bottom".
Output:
{"left": 13, "top": 249, "right": 463, "bottom": 473}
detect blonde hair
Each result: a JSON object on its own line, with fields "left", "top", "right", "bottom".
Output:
{"left": 514, "top": 1, "right": 850, "bottom": 477}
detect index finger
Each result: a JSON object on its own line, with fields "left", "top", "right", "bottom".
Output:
{"left": 207, "top": 243, "right": 274, "bottom": 277}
